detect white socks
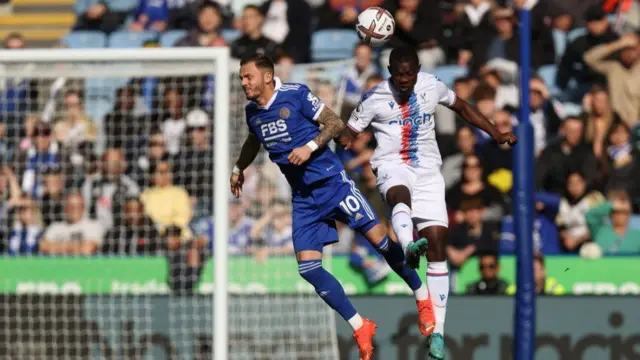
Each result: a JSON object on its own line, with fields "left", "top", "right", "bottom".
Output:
{"left": 413, "top": 283, "right": 429, "bottom": 301}
{"left": 348, "top": 313, "right": 364, "bottom": 331}
{"left": 391, "top": 203, "right": 414, "bottom": 253}
{"left": 427, "top": 261, "right": 449, "bottom": 335}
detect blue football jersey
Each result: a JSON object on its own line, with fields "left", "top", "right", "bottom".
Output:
{"left": 245, "top": 78, "right": 344, "bottom": 190}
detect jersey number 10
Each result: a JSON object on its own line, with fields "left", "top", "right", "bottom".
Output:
{"left": 339, "top": 195, "right": 361, "bottom": 216}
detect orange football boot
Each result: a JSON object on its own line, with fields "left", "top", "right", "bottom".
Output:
{"left": 353, "top": 318, "right": 377, "bottom": 360}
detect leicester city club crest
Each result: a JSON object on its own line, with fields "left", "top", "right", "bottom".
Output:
{"left": 280, "top": 107, "right": 290, "bottom": 119}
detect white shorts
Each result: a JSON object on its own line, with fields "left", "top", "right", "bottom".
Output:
{"left": 375, "top": 163, "right": 448, "bottom": 230}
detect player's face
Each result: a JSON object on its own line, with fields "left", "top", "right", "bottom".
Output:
{"left": 389, "top": 60, "right": 420, "bottom": 94}
{"left": 239, "top": 62, "right": 269, "bottom": 101}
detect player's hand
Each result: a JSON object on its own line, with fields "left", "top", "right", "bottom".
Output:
{"left": 338, "top": 133, "right": 353, "bottom": 150}
{"left": 494, "top": 131, "right": 518, "bottom": 146}
{"left": 230, "top": 171, "right": 244, "bottom": 198}
{"left": 288, "top": 146, "right": 313, "bottom": 165}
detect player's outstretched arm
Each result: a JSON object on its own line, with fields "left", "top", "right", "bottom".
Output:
{"left": 448, "top": 97, "right": 518, "bottom": 146}
{"left": 231, "top": 133, "right": 262, "bottom": 198}
{"left": 288, "top": 107, "right": 345, "bottom": 165}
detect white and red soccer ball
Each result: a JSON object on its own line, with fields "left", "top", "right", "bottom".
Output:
{"left": 355, "top": 7, "right": 395, "bottom": 47}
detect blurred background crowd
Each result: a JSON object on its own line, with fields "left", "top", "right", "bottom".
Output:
{"left": 0, "top": 0, "right": 639, "bottom": 294}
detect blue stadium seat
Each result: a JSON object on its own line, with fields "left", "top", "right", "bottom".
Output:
{"left": 537, "top": 65, "right": 560, "bottom": 96}
{"left": 221, "top": 29, "right": 241, "bottom": 44}
{"left": 560, "top": 102, "right": 583, "bottom": 116}
{"left": 62, "top": 31, "right": 107, "bottom": 48}
{"left": 108, "top": 31, "right": 157, "bottom": 48}
{"left": 312, "top": 30, "right": 360, "bottom": 62}
{"left": 552, "top": 29, "right": 567, "bottom": 63}
{"left": 567, "top": 28, "right": 587, "bottom": 42}
{"left": 629, "top": 215, "right": 640, "bottom": 229}
{"left": 105, "top": 0, "right": 137, "bottom": 12}
{"left": 160, "top": 30, "right": 187, "bottom": 47}
{"left": 433, "top": 65, "right": 468, "bottom": 88}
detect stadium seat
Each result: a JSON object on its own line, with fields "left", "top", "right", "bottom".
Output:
{"left": 567, "top": 28, "right": 587, "bottom": 42}
{"left": 311, "top": 30, "right": 360, "bottom": 62}
{"left": 552, "top": 29, "right": 567, "bottom": 63}
{"left": 630, "top": 215, "right": 640, "bottom": 229}
{"left": 434, "top": 65, "right": 468, "bottom": 87}
{"left": 108, "top": 31, "right": 157, "bottom": 48}
{"left": 221, "top": 29, "right": 241, "bottom": 44}
{"left": 560, "top": 102, "right": 583, "bottom": 116}
{"left": 105, "top": 0, "right": 138, "bottom": 12}
{"left": 537, "top": 65, "right": 560, "bottom": 96}
{"left": 160, "top": 30, "right": 187, "bottom": 47}
{"left": 62, "top": 31, "right": 107, "bottom": 49}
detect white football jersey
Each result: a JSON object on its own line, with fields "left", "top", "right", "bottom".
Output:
{"left": 347, "top": 72, "right": 456, "bottom": 170}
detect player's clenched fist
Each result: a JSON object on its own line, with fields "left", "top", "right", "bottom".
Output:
{"left": 494, "top": 131, "right": 518, "bottom": 146}
{"left": 288, "top": 146, "right": 313, "bottom": 165}
{"left": 230, "top": 171, "right": 244, "bottom": 198}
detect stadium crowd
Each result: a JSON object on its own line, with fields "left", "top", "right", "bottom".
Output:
{"left": 0, "top": 0, "right": 639, "bottom": 294}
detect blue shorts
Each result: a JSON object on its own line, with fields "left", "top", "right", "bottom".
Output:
{"left": 292, "top": 170, "right": 379, "bottom": 253}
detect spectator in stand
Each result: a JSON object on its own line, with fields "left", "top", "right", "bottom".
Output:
{"left": 73, "top": 0, "right": 128, "bottom": 34}
{"left": 172, "top": 109, "right": 213, "bottom": 218}
{"left": 82, "top": 148, "right": 140, "bottom": 230}
{"left": 446, "top": 155, "right": 505, "bottom": 223}
{"left": 157, "top": 86, "right": 188, "bottom": 156}
{"left": 0, "top": 33, "right": 39, "bottom": 144}
{"left": 231, "top": 5, "right": 280, "bottom": 61}
{"left": 54, "top": 90, "right": 97, "bottom": 151}
{"left": 471, "top": 83, "right": 498, "bottom": 146}
{"left": 259, "top": 0, "right": 312, "bottom": 63}
{"left": 226, "top": 195, "right": 255, "bottom": 254}
{"left": 13, "top": 122, "right": 68, "bottom": 200}
{"left": 40, "top": 166, "right": 65, "bottom": 226}
{"left": 442, "top": 126, "right": 476, "bottom": 190}
{"left": 556, "top": 5, "right": 619, "bottom": 101}
{"left": 103, "top": 198, "right": 161, "bottom": 255}
{"left": 506, "top": 253, "right": 566, "bottom": 295}
{"left": 165, "top": 225, "right": 205, "bottom": 294}
{"left": 250, "top": 199, "right": 294, "bottom": 263}
{"left": 342, "top": 43, "right": 378, "bottom": 115}
{"left": 454, "top": 0, "right": 495, "bottom": 74}
{"left": 527, "top": 77, "right": 562, "bottom": 157}
{"left": 603, "top": 120, "right": 638, "bottom": 194}
{"left": 586, "top": 189, "right": 640, "bottom": 254}
{"left": 536, "top": 116, "right": 599, "bottom": 194}
{"left": 40, "top": 192, "right": 104, "bottom": 255}
{"left": 556, "top": 171, "right": 604, "bottom": 252}
{"left": 7, "top": 196, "right": 43, "bottom": 255}
{"left": 465, "top": 252, "right": 510, "bottom": 295}
{"left": 381, "top": 0, "right": 444, "bottom": 71}
{"left": 140, "top": 159, "right": 192, "bottom": 242}
{"left": 447, "top": 197, "right": 501, "bottom": 272}
{"left": 130, "top": 129, "right": 169, "bottom": 189}
{"left": 365, "top": 73, "right": 384, "bottom": 91}
{"left": 128, "top": 0, "right": 169, "bottom": 32}
{"left": 584, "top": 32, "right": 640, "bottom": 127}
{"left": 583, "top": 85, "right": 615, "bottom": 162}
{"left": 169, "top": 0, "right": 232, "bottom": 30}
{"left": 317, "top": 0, "right": 382, "bottom": 29}
{"left": 453, "top": 76, "right": 476, "bottom": 103}
{"left": 104, "top": 87, "right": 141, "bottom": 153}
{"left": 0, "top": 167, "right": 22, "bottom": 242}
{"left": 175, "top": 1, "right": 227, "bottom": 47}
{"left": 500, "top": 201, "right": 560, "bottom": 254}
{"left": 478, "top": 67, "right": 519, "bottom": 110}
{"left": 480, "top": 109, "right": 514, "bottom": 194}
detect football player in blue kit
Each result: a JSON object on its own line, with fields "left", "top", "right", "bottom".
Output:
{"left": 230, "top": 54, "right": 433, "bottom": 360}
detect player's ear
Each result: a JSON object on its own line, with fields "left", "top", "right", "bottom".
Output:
{"left": 265, "top": 71, "right": 273, "bottom": 84}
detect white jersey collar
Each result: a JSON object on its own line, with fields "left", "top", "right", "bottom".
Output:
{"left": 257, "top": 76, "right": 282, "bottom": 110}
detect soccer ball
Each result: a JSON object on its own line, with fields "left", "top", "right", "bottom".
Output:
{"left": 355, "top": 7, "right": 395, "bottom": 47}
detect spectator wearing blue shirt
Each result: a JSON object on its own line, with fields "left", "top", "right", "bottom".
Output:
{"left": 129, "top": 0, "right": 169, "bottom": 32}
{"left": 341, "top": 43, "right": 379, "bottom": 115}
{"left": 7, "top": 197, "right": 43, "bottom": 255}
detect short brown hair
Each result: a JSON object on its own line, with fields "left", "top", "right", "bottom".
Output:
{"left": 460, "top": 197, "right": 484, "bottom": 211}
{"left": 240, "top": 53, "right": 275, "bottom": 75}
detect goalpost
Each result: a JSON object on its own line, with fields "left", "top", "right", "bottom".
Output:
{"left": 0, "top": 48, "right": 343, "bottom": 359}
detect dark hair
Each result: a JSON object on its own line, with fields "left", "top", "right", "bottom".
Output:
{"left": 64, "top": 89, "right": 84, "bottom": 102}
{"left": 366, "top": 73, "right": 383, "bottom": 83}
{"left": 606, "top": 118, "right": 632, "bottom": 144}
{"left": 460, "top": 197, "right": 484, "bottom": 211}
{"left": 456, "top": 125, "right": 475, "bottom": 137}
{"left": 477, "top": 251, "right": 499, "bottom": 263}
{"left": 149, "top": 156, "right": 172, "bottom": 174}
{"left": 389, "top": 46, "right": 419, "bottom": 68}
{"left": 473, "top": 83, "right": 497, "bottom": 102}
{"left": 198, "top": 0, "right": 221, "bottom": 14}
{"left": 243, "top": 4, "right": 262, "bottom": 15}
{"left": 240, "top": 53, "right": 275, "bottom": 75}
{"left": 454, "top": 76, "right": 471, "bottom": 86}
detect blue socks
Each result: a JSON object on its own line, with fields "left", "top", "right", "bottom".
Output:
{"left": 375, "top": 236, "right": 423, "bottom": 291}
{"left": 298, "top": 260, "right": 357, "bottom": 321}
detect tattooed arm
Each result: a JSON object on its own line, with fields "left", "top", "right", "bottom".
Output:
{"left": 288, "top": 106, "right": 345, "bottom": 165}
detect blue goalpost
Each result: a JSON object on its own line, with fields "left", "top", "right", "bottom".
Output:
{"left": 513, "top": 8, "right": 536, "bottom": 360}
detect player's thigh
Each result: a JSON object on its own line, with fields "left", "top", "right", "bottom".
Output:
{"left": 411, "top": 170, "right": 448, "bottom": 231}
{"left": 375, "top": 164, "right": 414, "bottom": 205}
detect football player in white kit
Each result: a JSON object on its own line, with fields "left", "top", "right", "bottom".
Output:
{"left": 339, "top": 46, "right": 517, "bottom": 359}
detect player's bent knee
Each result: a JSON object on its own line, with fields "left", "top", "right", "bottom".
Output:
{"left": 295, "top": 250, "right": 323, "bottom": 262}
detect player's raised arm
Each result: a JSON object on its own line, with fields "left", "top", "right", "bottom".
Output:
{"left": 339, "top": 95, "right": 376, "bottom": 150}
{"left": 231, "top": 133, "right": 261, "bottom": 198}
{"left": 440, "top": 81, "right": 518, "bottom": 146}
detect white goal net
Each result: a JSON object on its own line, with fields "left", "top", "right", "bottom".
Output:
{"left": 0, "top": 48, "right": 350, "bottom": 360}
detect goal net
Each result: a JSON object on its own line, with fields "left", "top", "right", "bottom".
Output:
{"left": 0, "top": 48, "right": 350, "bottom": 360}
